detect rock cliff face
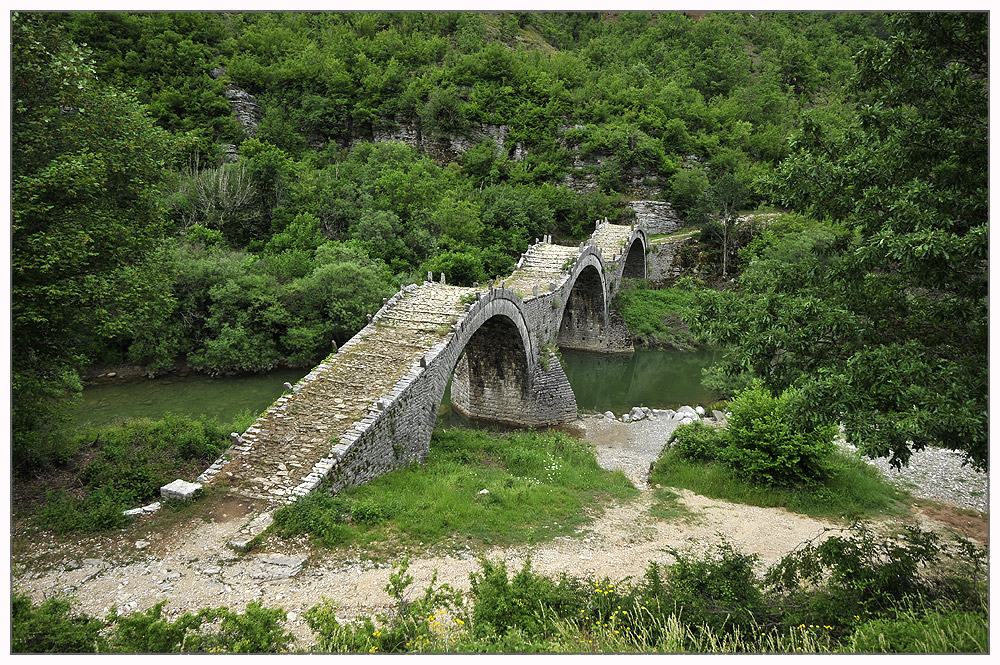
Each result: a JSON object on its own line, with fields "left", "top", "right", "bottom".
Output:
{"left": 347, "top": 118, "right": 524, "bottom": 165}
{"left": 224, "top": 86, "right": 262, "bottom": 137}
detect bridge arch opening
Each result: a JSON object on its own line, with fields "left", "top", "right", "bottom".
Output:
{"left": 557, "top": 263, "right": 607, "bottom": 351}
{"left": 449, "top": 313, "right": 533, "bottom": 426}
{"left": 622, "top": 238, "right": 646, "bottom": 280}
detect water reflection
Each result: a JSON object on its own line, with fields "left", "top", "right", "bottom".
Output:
{"left": 69, "top": 368, "right": 307, "bottom": 427}
{"left": 70, "top": 348, "right": 718, "bottom": 428}
{"left": 560, "top": 348, "right": 719, "bottom": 414}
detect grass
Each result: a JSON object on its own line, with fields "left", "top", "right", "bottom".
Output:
{"left": 19, "top": 411, "right": 256, "bottom": 534}
{"left": 648, "top": 487, "right": 699, "bottom": 523}
{"left": 612, "top": 281, "right": 700, "bottom": 351}
{"left": 649, "top": 230, "right": 700, "bottom": 242}
{"left": 649, "top": 446, "right": 908, "bottom": 521}
{"left": 271, "top": 426, "right": 638, "bottom": 553}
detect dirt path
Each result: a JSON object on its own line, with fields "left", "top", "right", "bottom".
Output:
{"left": 11, "top": 414, "right": 986, "bottom": 649}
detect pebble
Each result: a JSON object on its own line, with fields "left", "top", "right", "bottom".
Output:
{"left": 840, "top": 439, "right": 988, "bottom": 513}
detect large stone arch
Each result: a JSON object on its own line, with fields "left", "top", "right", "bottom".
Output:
{"left": 438, "top": 288, "right": 575, "bottom": 428}
{"left": 556, "top": 251, "right": 610, "bottom": 352}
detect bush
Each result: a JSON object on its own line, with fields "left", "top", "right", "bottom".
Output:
{"left": 34, "top": 414, "right": 230, "bottom": 533}
{"left": 765, "top": 523, "right": 986, "bottom": 628}
{"left": 12, "top": 592, "right": 106, "bottom": 653}
{"left": 662, "top": 542, "right": 767, "bottom": 638}
{"left": 216, "top": 601, "right": 295, "bottom": 653}
{"left": 105, "top": 602, "right": 217, "bottom": 653}
{"left": 669, "top": 422, "right": 725, "bottom": 462}
{"left": 723, "top": 381, "right": 836, "bottom": 487}
{"left": 470, "top": 557, "right": 585, "bottom": 639}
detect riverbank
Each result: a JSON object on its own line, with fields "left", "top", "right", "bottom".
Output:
{"left": 11, "top": 412, "right": 986, "bottom": 650}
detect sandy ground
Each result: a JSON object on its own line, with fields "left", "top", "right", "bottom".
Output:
{"left": 10, "top": 414, "right": 987, "bottom": 650}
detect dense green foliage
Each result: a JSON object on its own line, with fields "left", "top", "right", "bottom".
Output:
{"left": 11, "top": 12, "right": 179, "bottom": 473}
{"left": 271, "top": 427, "right": 636, "bottom": 550}
{"left": 693, "top": 14, "right": 988, "bottom": 470}
{"left": 11, "top": 594, "right": 295, "bottom": 654}
{"left": 612, "top": 279, "right": 701, "bottom": 350}
{"left": 668, "top": 382, "right": 838, "bottom": 488}
{"left": 658, "top": 412, "right": 904, "bottom": 520}
{"left": 13, "top": 523, "right": 986, "bottom": 653}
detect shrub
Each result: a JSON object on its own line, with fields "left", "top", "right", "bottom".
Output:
{"left": 305, "top": 558, "right": 466, "bottom": 653}
{"left": 33, "top": 413, "right": 231, "bottom": 533}
{"left": 765, "top": 523, "right": 985, "bottom": 628}
{"left": 12, "top": 592, "right": 106, "bottom": 653}
{"left": 216, "top": 601, "right": 295, "bottom": 653}
{"left": 669, "top": 422, "right": 725, "bottom": 462}
{"left": 470, "top": 557, "right": 585, "bottom": 639}
{"left": 105, "top": 602, "right": 217, "bottom": 653}
{"left": 723, "top": 381, "right": 836, "bottom": 487}
{"left": 661, "top": 542, "right": 767, "bottom": 638}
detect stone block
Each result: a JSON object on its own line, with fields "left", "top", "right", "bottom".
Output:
{"left": 160, "top": 479, "right": 202, "bottom": 502}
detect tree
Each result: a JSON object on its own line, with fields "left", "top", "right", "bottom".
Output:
{"left": 11, "top": 13, "right": 177, "bottom": 471}
{"left": 703, "top": 172, "right": 747, "bottom": 277}
{"left": 696, "top": 13, "right": 987, "bottom": 470}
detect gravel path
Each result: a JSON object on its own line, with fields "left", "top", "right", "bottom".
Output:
{"left": 12, "top": 410, "right": 987, "bottom": 650}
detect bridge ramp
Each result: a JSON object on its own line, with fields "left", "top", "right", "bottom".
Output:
{"left": 201, "top": 282, "right": 473, "bottom": 503}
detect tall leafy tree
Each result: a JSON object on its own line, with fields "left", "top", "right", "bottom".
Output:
{"left": 695, "top": 13, "right": 988, "bottom": 469}
{"left": 11, "top": 13, "right": 177, "bottom": 471}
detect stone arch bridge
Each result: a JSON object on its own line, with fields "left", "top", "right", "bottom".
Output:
{"left": 196, "top": 221, "right": 648, "bottom": 512}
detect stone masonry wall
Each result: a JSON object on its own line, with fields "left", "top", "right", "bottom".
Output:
{"left": 648, "top": 237, "right": 698, "bottom": 287}
{"left": 629, "top": 200, "right": 683, "bottom": 235}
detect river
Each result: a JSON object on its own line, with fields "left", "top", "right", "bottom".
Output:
{"left": 70, "top": 349, "right": 719, "bottom": 427}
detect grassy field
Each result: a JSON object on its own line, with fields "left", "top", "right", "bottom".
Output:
{"left": 270, "top": 426, "right": 638, "bottom": 553}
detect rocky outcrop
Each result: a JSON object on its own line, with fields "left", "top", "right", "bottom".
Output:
{"left": 224, "top": 86, "right": 262, "bottom": 137}
{"left": 348, "top": 118, "right": 525, "bottom": 164}
{"left": 629, "top": 200, "right": 684, "bottom": 235}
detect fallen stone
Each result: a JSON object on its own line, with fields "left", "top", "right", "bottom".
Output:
{"left": 622, "top": 414, "right": 631, "bottom": 423}
{"left": 123, "top": 507, "right": 145, "bottom": 517}
{"left": 603, "top": 411, "right": 615, "bottom": 420}
{"left": 160, "top": 479, "right": 202, "bottom": 502}
{"left": 712, "top": 410, "right": 727, "bottom": 423}
{"left": 142, "top": 502, "right": 161, "bottom": 513}
{"left": 135, "top": 540, "right": 150, "bottom": 550}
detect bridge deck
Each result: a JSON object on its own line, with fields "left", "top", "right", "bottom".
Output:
{"left": 504, "top": 242, "right": 580, "bottom": 298}
{"left": 592, "top": 222, "right": 636, "bottom": 261}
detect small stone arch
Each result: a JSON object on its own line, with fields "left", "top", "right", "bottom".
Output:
{"left": 556, "top": 251, "right": 610, "bottom": 352}
{"left": 621, "top": 232, "right": 647, "bottom": 280}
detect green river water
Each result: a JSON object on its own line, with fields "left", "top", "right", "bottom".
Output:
{"left": 70, "top": 349, "right": 719, "bottom": 427}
